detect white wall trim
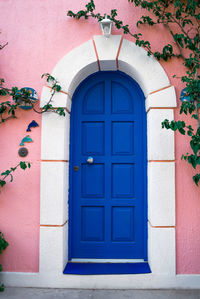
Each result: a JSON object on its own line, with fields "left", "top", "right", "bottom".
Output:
{"left": 3, "top": 36, "right": 178, "bottom": 288}
{"left": 2, "top": 272, "right": 200, "bottom": 289}
{"left": 118, "top": 39, "right": 170, "bottom": 97}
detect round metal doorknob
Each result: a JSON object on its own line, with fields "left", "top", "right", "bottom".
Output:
{"left": 87, "top": 156, "right": 94, "bottom": 164}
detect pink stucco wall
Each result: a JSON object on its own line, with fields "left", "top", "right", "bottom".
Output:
{"left": 0, "top": 0, "right": 199, "bottom": 273}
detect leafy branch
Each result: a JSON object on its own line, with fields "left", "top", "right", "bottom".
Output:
{"left": 0, "top": 72, "right": 66, "bottom": 191}
{"left": 0, "top": 73, "right": 65, "bottom": 124}
{"left": 67, "top": 1, "right": 155, "bottom": 56}
{"left": 0, "top": 33, "right": 8, "bottom": 51}
{"left": 0, "top": 232, "right": 8, "bottom": 292}
{"left": 0, "top": 162, "right": 31, "bottom": 191}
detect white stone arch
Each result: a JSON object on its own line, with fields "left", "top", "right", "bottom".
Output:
{"left": 39, "top": 36, "right": 177, "bottom": 287}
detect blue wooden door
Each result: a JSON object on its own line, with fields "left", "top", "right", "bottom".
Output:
{"left": 69, "top": 71, "right": 147, "bottom": 260}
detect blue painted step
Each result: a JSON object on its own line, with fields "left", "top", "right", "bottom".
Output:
{"left": 63, "top": 262, "right": 151, "bottom": 275}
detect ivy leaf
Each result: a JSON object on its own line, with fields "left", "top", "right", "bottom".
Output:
{"left": 0, "top": 232, "right": 9, "bottom": 253}
{"left": 67, "top": 10, "right": 76, "bottom": 18}
{"left": 122, "top": 25, "right": 129, "bottom": 34}
{"left": 1, "top": 170, "right": 11, "bottom": 176}
{"left": 55, "top": 107, "right": 65, "bottom": 116}
{"left": 55, "top": 85, "right": 61, "bottom": 92}
{"left": 137, "top": 16, "right": 155, "bottom": 26}
{"left": 190, "top": 140, "right": 199, "bottom": 155}
{"left": 19, "top": 162, "right": 27, "bottom": 170}
{"left": 111, "top": 9, "right": 117, "bottom": 18}
{"left": 173, "top": 33, "right": 185, "bottom": 48}
{"left": 0, "top": 180, "right": 6, "bottom": 187}
{"left": 10, "top": 174, "right": 13, "bottom": 183}
{"left": 85, "top": 0, "right": 95, "bottom": 12}
{"left": 192, "top": 114, "right": 198, "bottom": 120}
{"left": 181, "top": 154, "right": 188, "bottom": 161}
{"left": 188, "top": 154, "right": 197, "bottom": 169}
{"left": 193, "top": 174, "right": 200, "bottom": 186}
{"left": 179, "top": 127, "right": 186, "bottom": 135}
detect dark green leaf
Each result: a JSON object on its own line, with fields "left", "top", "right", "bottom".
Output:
{"left": 19, "top": 162, "right": 27, "bottom": 170}
{"left": 0, "top": 180, "right": 6, "bottom": 187}
{"left": 193, "top": 174, "right": 200, "bottom": 186}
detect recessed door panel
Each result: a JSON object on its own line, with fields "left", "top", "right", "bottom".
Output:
{"left": 83, "top": 82, "right": 105, "bottom": 114}
{"left": 112, "top": 122, "right": 134, "bottom": 155}
{"left": 112, "top": 164, "right": 134, "bottom": 198}
{"left": 81, "top": 164, "right": 104, "bottom": 198}
{"left": 111, "top": 81, "right": 133, "bottom": 114}
{"left": 81, "top": 207, "right": 104, "bottom": 241}
{"left": 82, "top": 122, "right": 105, "bottom": 155}
{"left": 112, "top": 207, "right": 134, "bottom": 242}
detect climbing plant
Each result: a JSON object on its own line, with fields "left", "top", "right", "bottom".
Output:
{"left": 67, "top": 0, "right": 200, "bottom": 185}
{"left": 0, "top": 232, "right": 8, "bottom": 291}
{"left": 0, "top": 73, "right": 65, "bottom": 124}
{"left": 0, "top": 72, "right": 65, "bottom": 190}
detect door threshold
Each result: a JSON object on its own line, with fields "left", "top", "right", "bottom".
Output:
{"left": 70, "top": 258, "right": 145, "bottom": 263}
{"left": 63, "top": 261, "right": 151, "bottom": 275}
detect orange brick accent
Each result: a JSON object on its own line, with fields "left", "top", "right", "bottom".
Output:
{"left": 148, "top": 160, "right": 175, "bottom": 162}
{"left": 146, "top": 107, "right": 176, "bottom": 114}
{"left": 151, "top": 225, "right": 175, "bottom": 228}
{"left": 150, "top": 85, "right": 172, "bottom": 95}
{"left": 92, "top": 39, "right": 101, "bottom": 71}
{"left": 148, "top": 221, "right": 175, "bottom": 228}
{"left": 41, "top": 160, "right": 69, "bottom": 162}
{"left": 116, "top": 37, "right": 123, "bottom": 70}
{"left": 40, "top": 220, "right": 68, "bottom": 227}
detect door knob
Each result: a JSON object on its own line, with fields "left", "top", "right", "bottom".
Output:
{"left": 87, "top": 156, "right": 94, "bottom": 164}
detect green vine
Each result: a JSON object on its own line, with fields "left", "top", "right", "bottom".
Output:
{"left": 0, "top": 162, "right": 31, "bottom": 191}
{"left": 0, "top": 73, "right": 65, "bottom": 124}
{"left": 0, "top": 67, "right": 66, "bottom": 190}
{"left": 0, "top": 232, "right": 8, "bottom": 292}
{"left": 67, "top": 0, "right": 200, "bottom": 185}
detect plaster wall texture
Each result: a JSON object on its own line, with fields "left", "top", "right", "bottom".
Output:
{"left": 0, "top": 0, "right": 200, "bottom": 276}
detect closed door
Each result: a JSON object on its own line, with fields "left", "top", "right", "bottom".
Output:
{"left": 69, "top": 71, "right": 147, "bottom": 260}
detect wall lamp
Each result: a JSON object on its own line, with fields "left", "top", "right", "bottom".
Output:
{"left": 99, "top": 15, "right": 113, "bottom": 38}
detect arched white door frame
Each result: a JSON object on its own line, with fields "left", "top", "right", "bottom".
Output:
{"left": 39, "top": 35, "right": 177, "bottom": 287}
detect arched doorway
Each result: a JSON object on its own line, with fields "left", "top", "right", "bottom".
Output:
{"left": 69, "top": 71, "right": 147, "bottom": 261}
{"left": 39, "top": 36, "right": 176, "bottom": 286}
